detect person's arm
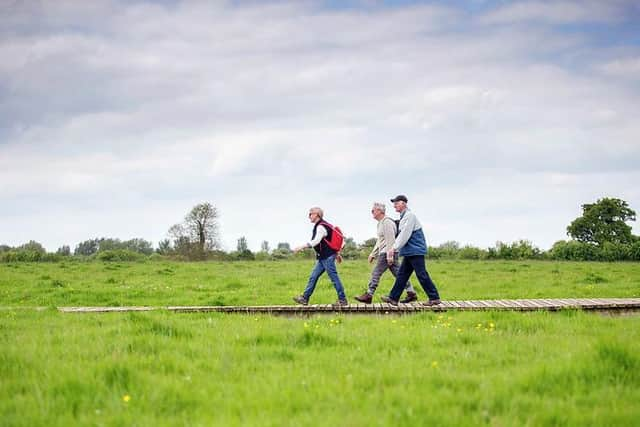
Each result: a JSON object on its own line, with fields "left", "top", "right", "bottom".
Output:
{"left": 369, "top": 239, "right": 380, "bottom": 259}
{"left": 393, "top": 212, "right": 417, "bottom": 251}
{"left": 382, "top": 219, "right": 396, "bottom": 252}
{"left": 308, "top": 225, "right": 327, "bottom": 248}
{"left": 294, "top": 225, "right": 327, "bottom": 252}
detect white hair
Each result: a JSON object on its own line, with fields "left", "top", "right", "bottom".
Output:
{"left": 372, "top": 202, "right": 386, "bottom": 213}
{"left": 309, "top": 206, "right": 324, "bottom": 218}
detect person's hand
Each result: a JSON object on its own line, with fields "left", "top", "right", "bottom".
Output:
{"left": 336, "top": 253, "right": 343, "bottom": 264}
{"left": 293, "top": 245, "right": 307, "bottom": 253}
{"left": 368, "top": 255, "right": 375, "bottom": 264}
{"left": 386, "top": 248, "right": 395, "bottom": 266}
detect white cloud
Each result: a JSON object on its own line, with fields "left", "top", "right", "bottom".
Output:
{"left": 0, "top": 0, "right": 639, "bottom": 251}
{"left": 598, "top": 57, "right": 640, "bottom": 80}
{"left": 480, "top": 1, "right": 626, "bottom": 25}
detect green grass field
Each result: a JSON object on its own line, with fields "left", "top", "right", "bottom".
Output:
{"left": 1, "top": 259, "right": 639, "bottom": 307}
{"left": 1, "top": 260, "right": 639, "bottom": 426}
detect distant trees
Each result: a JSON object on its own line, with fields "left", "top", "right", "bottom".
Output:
{"left": 232, "top": 236, "right": 254, "bottom": 260}
{"left": 167, "top": 202, "right": 220, "bottom": 259}
{"left": 567, "top": 197, "right": 636, "bottom": 245}
{"left": 340, "top": 237, "right": 360, "bottom": 260}
{"left": 56, "top": 245, "right": 71, "bottom": 256}
{"left": 2, "top": 197, "right": 639, "bottom": 263}
{"left": 552, "top": 197, "right": 638, "bottom": 261}
{"left": 74, "top": 239, "right": 99, "bottom": 256}
{"left": 73, "top": 238, "right": 154, "bottom": 256}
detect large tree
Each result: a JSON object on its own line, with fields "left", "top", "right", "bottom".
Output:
{"left": 567, "top": 197, "right": 636, "bottom": 245}
{"left": 168, "top": 202, "right": 220, "bottom": 258}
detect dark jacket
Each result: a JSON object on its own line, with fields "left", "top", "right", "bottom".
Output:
{"left": 312, "top": 221, "right": 337, "bottom": 260}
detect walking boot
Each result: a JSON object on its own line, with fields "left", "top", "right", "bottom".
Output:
{"left": 354, "top": 293, "right": 373, "bottom": 304}
{"left": 400, "top": 291, "right": 418, "bottom": 304}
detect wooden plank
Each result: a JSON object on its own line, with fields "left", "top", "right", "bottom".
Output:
{"left": 493, "top": 299, "right": 510, "bottom": 310}
{"left": 476, "top": 300, "right": 497, "bottom": 309}
{"left": 57, "top": 298, "right": 640, "bottom": 315}
{"left": 508, "top": 299, "right": 528, "bottom": 309}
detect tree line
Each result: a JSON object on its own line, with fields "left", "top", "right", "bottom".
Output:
{"left": 1, "top": 198, "right": 638, "bottom": 263}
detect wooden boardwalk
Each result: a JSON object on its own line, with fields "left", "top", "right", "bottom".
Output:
{"left": 58, "top": 298, "right": 640, "bottom": 314}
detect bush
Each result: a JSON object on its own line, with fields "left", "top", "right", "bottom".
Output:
{"left": 630, "top": 241, "right": 640, "bottom": 261}
{"left": 599, "top": 242, "right": 631, "bottom": 262}
{"left": 96, "top": 250, "right": 145, "bottom": 262}
{"left": 550, "top": 240, "right": 599, "bottom": 261}
{"left": 458, "top": 245, "right": 488, "bottom": 260}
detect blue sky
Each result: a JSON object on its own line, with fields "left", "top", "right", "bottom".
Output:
{"left": 1, "top": 0, "right": 639, "bottom": 252}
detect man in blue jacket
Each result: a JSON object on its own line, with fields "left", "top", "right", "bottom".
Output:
{"left": 381, "top": 195, "right": 442, "bottom": 306}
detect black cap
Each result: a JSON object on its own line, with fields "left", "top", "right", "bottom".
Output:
{"left": 390, "top": 195, "right": 408, "bottom": 203}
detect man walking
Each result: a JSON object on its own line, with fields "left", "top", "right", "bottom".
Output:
{"left": 293, "top": 207, "right": 348, "bottom": 306}
{"left": 354, "top": 202, "right": 418, "bottom": 304}
{"left": 381, "top": 195, "right": 442, "bottom": 306}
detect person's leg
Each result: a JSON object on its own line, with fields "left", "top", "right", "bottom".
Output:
{"left": 388, "top": 257, "right": 414, "bottom": 301}
{"left": 366, "top": 255, "right": 389, "bottom": 295}
{"left": 302, "top": 260, "right": 325, "bottom": 301}
{"left": 410, "top": 256, "right": 440, "bottom": 301}
{"left": 323, "top": 255, "right": 347, "bottom": 301}
{"left": 389, "top": 253, "right": 415, "bottom": 293}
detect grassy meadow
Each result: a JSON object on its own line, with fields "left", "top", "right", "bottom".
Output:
{"left": 1, "top": 259, "right": 640, "bottom": 426}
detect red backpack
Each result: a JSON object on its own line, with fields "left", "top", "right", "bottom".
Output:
{"left": 319, "top": 221, "right": 344, "bottom": 252}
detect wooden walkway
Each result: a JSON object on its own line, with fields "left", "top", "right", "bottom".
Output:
{"left": 58, "top": 298, "right": 640, "bottom": 314}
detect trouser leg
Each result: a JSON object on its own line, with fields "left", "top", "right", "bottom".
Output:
{"left": 388, "top": 253, "right": 415, "bottom": 293}
{"left": 303, "top": 260, "right": 325, "bottom": 300}
{"left": 367, "top": 255, "right": 389, "bottom": 295}
{"left": 323, "top": 255, "right": 346, "bottom": 301}
{"left": 389, "top": 257, "right": 414, "bottom": 301}
{"left": 410, "top": 256, "right": 440, "bottom": 300}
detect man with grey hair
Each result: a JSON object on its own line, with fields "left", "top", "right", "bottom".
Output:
{"left": 382, "top": 195, "right": 441, "bottom": 306}
{"left": 292, "top": 207, "right": 348, "bottom": 306}
{"left": 354, "top": 202, "right": 417, "bottom": 304}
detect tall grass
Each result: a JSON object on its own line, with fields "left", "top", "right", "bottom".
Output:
{"left": 1, "top": 260, "right": 639, "bottom": 426}
{"left": 1, "top": 309, "right": 639, "bottom": 426}
{"left": 1, "top": 260, "right": 639, "bottom": 307}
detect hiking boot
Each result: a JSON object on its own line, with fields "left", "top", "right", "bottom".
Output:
{"left": 332, "top": 299, "right": 348, "bottom": 307}
{"left": 381, "top": 295, "right": 398, "bottom": 306}
{"left": 354, "top": 293, "right": 373, "bottom": 304}
{"left": 293, "top": 295, "right": 308, "bottom": 306}
{"left": 423, "top": 299, "right": 442, "bottom": 306}
{"left": 400, "top": 291, "right": 418, "bottom": 304}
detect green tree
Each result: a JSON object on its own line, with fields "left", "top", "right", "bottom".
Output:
{"left": 237, "top": 237, "right": 249, "bottom": 252}
{"left": 157, "top": 239, "right": 172, "bottom": 255}
{"left": 184, "top": 202, "right": 220, "bottom": 252}
{"left": 56, "top": 245, "right": 71, "bottom": 256}
{"left": 74, "top": 239, "right": 99, "bottom": 256}
{"left": 17, "top": 240, "right": 46, "bottom": 254}
{"left": 340, "top": 237, "right": 360, "bottom": 260}
{"left": 168, "top": 202, "right": 220, "bottom": 259}
{"left": 567, "top": 197, "right": 636, "bottom": 245}
{"left": 234, "top": 236, "right": 254, "bottom": 260}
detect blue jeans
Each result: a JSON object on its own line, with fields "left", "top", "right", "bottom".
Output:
{"left": 303, "top": 255, "right": 347, "bottom": 301}
{"left": 389, "top": 255, "right": 440, "bottom": 301}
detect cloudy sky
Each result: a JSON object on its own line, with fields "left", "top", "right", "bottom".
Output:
{"left": 1, "top": 0, "right": 639, "bottom": 252}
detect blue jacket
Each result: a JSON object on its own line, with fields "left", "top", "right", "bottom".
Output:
{"left": 395, "top": 209, "right": 428, "bottom": 257}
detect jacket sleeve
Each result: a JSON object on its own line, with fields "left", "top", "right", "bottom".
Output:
{"left": 382, "top": 218, "right": 397, "bottom": 254}
{"left": 370, "top": 238, "right": 380, "bottom": 258}
{"left": 308, "top": 225, "right": 327, "bottom": 247}
{"left": 393, "top": 212, "right": 417, "bottom": 251}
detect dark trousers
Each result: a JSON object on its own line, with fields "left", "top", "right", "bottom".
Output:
{"left": 389, "top": 255, "right": 440, "bottom": 301}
